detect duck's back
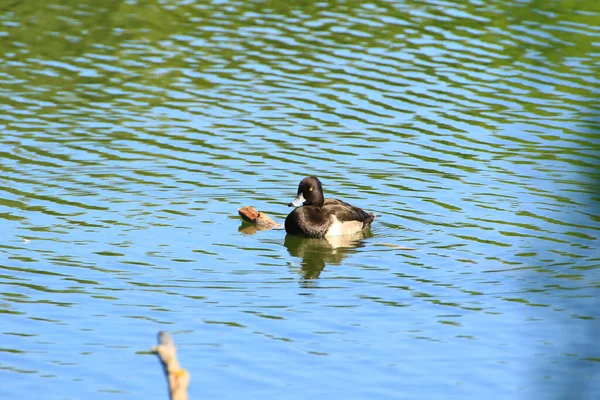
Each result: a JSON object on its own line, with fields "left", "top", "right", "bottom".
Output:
{"left": 323, "top": 199, "right": 375, "bottom": 237}
{"left": 324, "top": 198, "right": 373, "bottom": 222}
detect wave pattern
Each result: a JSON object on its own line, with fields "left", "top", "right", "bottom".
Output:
{"left": 0, "top": 1, "right": 599, "bottom": 399}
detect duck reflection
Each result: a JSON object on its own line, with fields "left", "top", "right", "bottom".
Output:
{"left": 284, "top": 231, "right": 368, "bottom": 280}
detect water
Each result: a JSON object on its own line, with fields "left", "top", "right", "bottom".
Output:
{"left": 1, "top": 0, "right": 599, "bottom": 399}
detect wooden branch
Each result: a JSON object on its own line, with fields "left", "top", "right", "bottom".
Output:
{"left": 152, "top": 331, "right": 190, "bottom": 400}
{"left": 238, "top": 206, "right": 282, "bottom": 229}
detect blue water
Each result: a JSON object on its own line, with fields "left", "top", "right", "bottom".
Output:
{"left": 0, "top": 1, "right": 599, "bottom": 399}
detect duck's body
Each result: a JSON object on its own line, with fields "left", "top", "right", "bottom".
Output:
{"left": 285, "top": 177, "right": 375, "bottom": 238}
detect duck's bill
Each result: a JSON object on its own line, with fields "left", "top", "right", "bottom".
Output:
{"left": 288, "top": 193, "right": 305, "bottom": 207}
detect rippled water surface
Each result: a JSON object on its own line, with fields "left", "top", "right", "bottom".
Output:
{"left": 1, "top": 1, "right": 599, "bottom": 399}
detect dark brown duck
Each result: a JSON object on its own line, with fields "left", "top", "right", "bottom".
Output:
{"left": 285, "top": 176, "right": 375, "bottom": 238}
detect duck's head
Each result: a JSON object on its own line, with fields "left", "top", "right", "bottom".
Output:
{"left": 288, "top": 176, "right": 324, "bottom": 207}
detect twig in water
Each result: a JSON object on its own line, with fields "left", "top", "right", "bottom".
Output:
{"left": 152, "top": 331, "right": 190, "bottom": 400}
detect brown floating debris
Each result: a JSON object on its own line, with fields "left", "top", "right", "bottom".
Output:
{"left": 152, "top": 331, "right": 190, "bottom": 400}
{"left": 238, "top": 206, "right": 282, "bottom": 230}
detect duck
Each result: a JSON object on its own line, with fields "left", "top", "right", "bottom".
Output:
{"left": 285, "top": 176, "right": 376, "bottom": 238}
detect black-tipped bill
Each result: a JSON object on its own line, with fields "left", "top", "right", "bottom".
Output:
{"left": 288, "top": 193, "right": 306, "bottom": 207}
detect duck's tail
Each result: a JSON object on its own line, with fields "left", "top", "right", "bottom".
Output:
{"left": 365, "top": 212, "right": 376, "bottom": 227}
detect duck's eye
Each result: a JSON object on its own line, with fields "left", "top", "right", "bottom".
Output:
{"left": 309, "top": 187, "right": 313, "bottom": 192}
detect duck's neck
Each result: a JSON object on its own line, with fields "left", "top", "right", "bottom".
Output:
{"left": 308, "top": 195, "right": 324, "bottom": 208}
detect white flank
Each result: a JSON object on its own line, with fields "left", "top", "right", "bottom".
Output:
{"left": 325, "top": 215, "right": 364, "bottom": 237}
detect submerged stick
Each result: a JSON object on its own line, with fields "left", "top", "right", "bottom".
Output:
{"left": 152, "top": 331, "right": 190, "bottom": 400}
{"left": 238, "top": 206, "right": 282, "bottom": 229}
